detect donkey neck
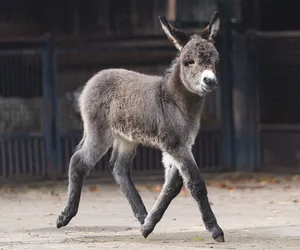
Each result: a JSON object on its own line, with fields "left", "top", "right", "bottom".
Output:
{"left": 162, "top": 58, "right": 204, "bottom": 116}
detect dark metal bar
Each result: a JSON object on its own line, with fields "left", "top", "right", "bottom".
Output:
{"left": 42, "top": 34, "right": 61, "bottom": 178}
{"left": 14, "top": 139, "right": 20, "bottom": 176}
{"left": 42, "top": 35, "right": 56, "bottom": 178}
{"left": 34, "top": 138, "right": 39, "bottom": 176}
{"left": 28, "top": 139, "right": 33, "bottom": 175}
{"left": 8, "top": 139, "right": 14, "bottom": 177}
{"left": 0, "top": 140, "right": 6, "bottom": 177}
{"left": 218, "top": 0, "right": 235, "bottom": 170}
{"left": 21, "top": 139, "right": 26, "bottom": 174}
{"left": 228, "top": 2, "right": 259, "bottom": 171}
{"left": 41, "top": 138, "right": 47, "bottom": 177}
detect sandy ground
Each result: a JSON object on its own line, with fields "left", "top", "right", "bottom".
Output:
{"left": 0, "top": 173, "right": 300, "bottom": 250}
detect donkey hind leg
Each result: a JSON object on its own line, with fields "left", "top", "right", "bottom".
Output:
{"left": 165, "top": 149, "right": 224, "bottom": 242}
{"left": 141, "top": 155, "right": 183, "bottom": 238}
{"left": 56, "top": 133, "right": 112, "bottom": 228}
{"left": 109, "top": 136, "right": 148, "bottom": 225}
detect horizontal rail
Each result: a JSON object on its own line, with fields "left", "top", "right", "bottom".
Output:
{"left": 0, "top": 133, "right": 44, "bottom": 138}
{"left": 0, "top": 49, "right": 43, "bottom": 55}
{"left": 248, "top": 30, "right": 300, "bottom": 38}
{"left": 56, "top": 45, "right": 174, "bottom": 53}
{"left": 259, "top": 124, "right": 300, "bottom": 131}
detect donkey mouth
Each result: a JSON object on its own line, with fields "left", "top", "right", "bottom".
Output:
{"left": 201, "top": 83, "right": 217, "bottom": 92}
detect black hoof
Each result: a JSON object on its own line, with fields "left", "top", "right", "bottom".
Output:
{"left": 213, "top": 235, "right": 225, "bottom": 242}
{"left": 56, "top": 214, "right": 72, "bottom": 229}
{"left": 212, "top": 227, "right": 225, "bottom": 242}
{"left": 141, "top": 224, "right": 154, "bottom": 238}
{"left": 137, "top": 213, "right": 148, "bottom": 225}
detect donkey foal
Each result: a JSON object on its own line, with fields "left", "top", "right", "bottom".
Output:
{"left": 57, "top": 11, "right": 224, "bottom": 242}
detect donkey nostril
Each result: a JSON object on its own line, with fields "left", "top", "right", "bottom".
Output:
{"left": 203, "top": 77, "right": 216, "bottom": 87}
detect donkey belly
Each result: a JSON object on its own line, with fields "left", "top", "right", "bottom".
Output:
{"left": 111, "top": 120, "right": 160, "bottom": 147}
{"left": 109, "top": 104, "right": 162, "bottom": 147}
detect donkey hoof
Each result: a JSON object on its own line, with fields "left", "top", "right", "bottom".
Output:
{"left": 56, "top": 214, "right": 72, "bottom": 229}
{"left": 137, "top": 213, "right": 148, "bottom": 225}
{"left": 211, "top": 225, "right": 224, "bottom": 242}
{"left": 141, "top": 224, "right": 154, "bottom": 238}
{"left": 213, "top": 235, "right": 225, "bottom": 242}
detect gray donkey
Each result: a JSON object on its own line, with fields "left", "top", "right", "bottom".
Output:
{"left": 57, "top": 11, "right": 224, "bottom": 242}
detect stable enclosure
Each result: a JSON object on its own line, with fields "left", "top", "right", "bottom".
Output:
{"left": 0, "top": 0, "right": 224, "bottom": 181}
{"left": 2, "top": 0, "right": 300, "bottom": 181}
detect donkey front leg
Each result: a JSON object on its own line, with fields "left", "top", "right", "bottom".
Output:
{"left": 166, "top": 149, "right": 224, "bottom": 242}
{"left": 141, "top": 163, "right": 183, "bottom": 238}
{"left": 109, "top": 137, "right": 148, "bottom": 224}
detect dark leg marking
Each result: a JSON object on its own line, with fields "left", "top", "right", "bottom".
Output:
{"left": 57, "top": 135, "right": 111, "bottom": 228}
{"left": 162, "top": 150, "right": 224, "bottom": 242}
{"left": 141, "top": 164, "right": 183, "bottom": 238}
{"left": 109, "top": 137, "right": 148, "bottom": 224}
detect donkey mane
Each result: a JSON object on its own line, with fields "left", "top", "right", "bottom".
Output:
{"left": 163, "top": 57, "right": 179, "bottom": 78}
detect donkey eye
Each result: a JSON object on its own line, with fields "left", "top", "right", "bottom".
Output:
{"left": 184, "top": 59, "right": 195, "bottom": 66}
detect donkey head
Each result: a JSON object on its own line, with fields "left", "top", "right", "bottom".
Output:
{"left": 159, "top": 11, "right": 220, "bottom": 96}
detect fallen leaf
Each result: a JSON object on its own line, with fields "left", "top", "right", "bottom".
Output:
{"left": 89, "top": 186, "right": 100, "bottom": 192}
{"left": 193, "top": 236, "right": 204, "bottom": 241}
{"left": 180, "top": 187, "right": 189, "bottom": 197}
{"left": 146, "top": 185, "right": 162, "bottom": 192}
{"left": 152, "top": 185, "right": 162, "bottom": 192}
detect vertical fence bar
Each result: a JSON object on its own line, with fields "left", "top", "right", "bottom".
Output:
{"left": 218, "top": 0, "right": 235, "bottom": 170}
{"left": 42, "top": 34, "right": 60, "bottom": 179}
{"left": 247, "top": 32, "right": 260, "bottom": 170}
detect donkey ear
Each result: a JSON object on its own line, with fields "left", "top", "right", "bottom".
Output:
{"left": 158, "top": 16, "right": 190, "bottom": 51}
{"left": 201, "top": 11, "right": 220, "bottom": 43}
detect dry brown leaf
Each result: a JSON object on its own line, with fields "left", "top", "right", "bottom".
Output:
{"left": 180, "top": 187, "right": 189, "bottom": 197}
{"left": 89, "top": 186, "right": 100, "bottom": 192}
{"left": 152, "top": 185, "right": 162, "bottom": 192}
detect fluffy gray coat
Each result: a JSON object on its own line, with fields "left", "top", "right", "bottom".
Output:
{"left": 57, "top": 11, "right": 224, "bottom": 243}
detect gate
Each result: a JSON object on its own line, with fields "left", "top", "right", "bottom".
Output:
{"left": 251, "top": 31, "right": 300, "bottom": 172}
{"left": 0, "top": 3, "right": 229, "bottom": 181}
{"left": 0, "top": 37, "right": 59, "bottom": 181}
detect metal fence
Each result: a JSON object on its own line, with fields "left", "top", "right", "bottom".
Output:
{"left": 0, "top": 40, "right": 55, "bottom": 182}
{"left": 252, "top": 31, "right": 300, "bottom": 173}
{"left": 0, "top": 35, "right": 224, "bottom": 182}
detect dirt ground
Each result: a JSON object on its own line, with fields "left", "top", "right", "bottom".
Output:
{"left": 0, "top": 173, "right": 300, "bottom": 250}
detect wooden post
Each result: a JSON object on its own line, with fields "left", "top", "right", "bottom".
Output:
{"left": 219, "top": 0, "right": 235, "bottom": 170}
{"left": 167, "top": 0, "right": 176, "bottom": 22}
{"left": 219, "top": 0, "right": 259, "bottom": 171}
{"left": 232, "top": 33, "right": 258, "bottom": 171}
